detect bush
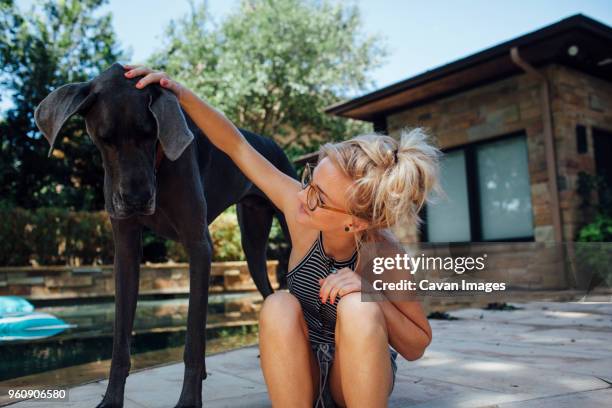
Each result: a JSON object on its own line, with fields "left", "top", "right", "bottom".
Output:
{"left": 0, "top": 201, "right": 281, "bottom": 266}
{"left": 209, "top": 206, "right": 246, "bottom": 262}
{"left": 0, "top": 200, "right": 113, "bottom": 266}
{"left": 575, "top": 173, "right": 612, "bottom": 288}
{"left": 164, "top": 206, "right": 246, "bottom": 263}
{"left": 0, "top": 201, "right": 32, "bottom": 266}
{"left": 577, "top": 213, "right": 612, "bottom": 242}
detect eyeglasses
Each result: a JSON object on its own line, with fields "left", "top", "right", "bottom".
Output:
{"left": 301, "top": 163, "right": 352, "bottom": 215}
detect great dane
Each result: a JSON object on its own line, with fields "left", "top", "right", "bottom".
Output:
{"left": 34, "top": 62, "right": 297, "bottom": 407}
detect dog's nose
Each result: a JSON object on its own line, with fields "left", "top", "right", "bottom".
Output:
{"left": 119, "top": 190, "right": 154, "bottom": 209}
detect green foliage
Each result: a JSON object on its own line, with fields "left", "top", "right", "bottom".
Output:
{"left": 166, "top": 206, "right": 247, "bottom": 262}
{"left": 147, "top": 0, "right": 386, "bottom": 159}
{"left": 0, "top": 201, "right": 256, "bottom": 266}
{"left": 0, "top": 200, "right": 114, "bottom": 266}
{"left": 0, "top": 200, "right": 32, "bottom": 265}
{"left": 0, "top": 0, "right": 125, "bottom": 210}
{"left": 209, "top": 205, "right": 246, "bottom": 262}
{"left": 576, "top": 171, "right": 612, "bottom": 241}
{"left": 575, "top": 171, "right": 612, "bottom": 288}
{"left": 577, "top": 213, "right": 612, "bottom": 242}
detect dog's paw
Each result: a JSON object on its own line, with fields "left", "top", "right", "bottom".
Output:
{"left": 173, "top": 395, "right": 202, "bottom": 408}
{"left": 95, "top": 393, "right": 123, "bottom": 408}
{"left": 173, "top": 403, "right": 202, "bottom": 408}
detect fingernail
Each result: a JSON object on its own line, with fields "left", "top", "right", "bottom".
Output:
{"left": 136, "top": 82, "right": 142, "bottom": 88}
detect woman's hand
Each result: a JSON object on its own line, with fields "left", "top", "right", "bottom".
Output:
{"left": 123, "top": 64, "right": 187, "bottom": 102}
{"left": 318, "top": 267, "right": 362, "bottom": 304}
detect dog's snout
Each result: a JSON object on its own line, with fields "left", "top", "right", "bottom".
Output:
{"left": 112, "top": 180, "right": 156, "bottom": 217}
{"left": 119, "top": 190, "right": 154, "bottom": 208}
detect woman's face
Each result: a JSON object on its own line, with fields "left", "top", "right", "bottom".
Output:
{"left": 295, "top": 157, "right": 355, "bottom": 232}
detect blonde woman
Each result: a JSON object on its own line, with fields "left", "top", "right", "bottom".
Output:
{"left": 125, "top": 64, "right": 440, "bottom": 408}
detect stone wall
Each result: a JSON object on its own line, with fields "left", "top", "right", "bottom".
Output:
{"left": 0, "top": 261, "right": 279, "bottom": 300}
{"left": 549, "top": 64, "right": 612, "bottom": 240}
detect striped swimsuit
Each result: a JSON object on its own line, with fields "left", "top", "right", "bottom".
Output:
{"left": 286, "top": 230, "right": 399, "bottom": 408}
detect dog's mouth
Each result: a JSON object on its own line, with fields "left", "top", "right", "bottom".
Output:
{"left": 109, "top": 194, "right": 156, "bottom": 219}
{"left": 108, "top": 206, "right": 156, "bottom": 219}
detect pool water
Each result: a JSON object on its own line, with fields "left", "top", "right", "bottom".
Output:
{"left": 0, "top": 293, "right": 263, "bottom": 381}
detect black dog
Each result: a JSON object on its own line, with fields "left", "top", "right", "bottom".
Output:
{"left": 34, "top": 62, "right": 296, "bottom": 407}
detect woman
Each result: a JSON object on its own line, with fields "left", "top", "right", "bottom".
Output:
{"left": 124, "top": 64, "right": 441, "bottom": 407}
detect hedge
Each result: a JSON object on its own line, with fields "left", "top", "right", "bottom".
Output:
{"left": 0, "top": 201, "right": 277, "bottom": 266}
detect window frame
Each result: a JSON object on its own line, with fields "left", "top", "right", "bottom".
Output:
{"left": 420, "top": 130, "right": 535, "bottom": 243}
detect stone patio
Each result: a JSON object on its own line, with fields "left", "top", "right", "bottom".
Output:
{"left": 6, "top": 298, "right": 612, "bottom": 407}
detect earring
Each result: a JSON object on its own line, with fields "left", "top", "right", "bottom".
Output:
{"left": 345, "top": 225, "right": 350, "bottom": 232}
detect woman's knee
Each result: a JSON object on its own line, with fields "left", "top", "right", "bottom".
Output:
{"left": 259, "top": 291, "right": 304, "bottom": 334}
{"left": 336, "top": 292, "right": 387, "bottom": 339}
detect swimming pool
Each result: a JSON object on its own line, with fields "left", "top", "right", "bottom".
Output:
{"left": 0, "top": 293, "right": 263, "bottom": 381}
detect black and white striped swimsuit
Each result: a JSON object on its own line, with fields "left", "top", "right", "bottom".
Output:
{"left": 286, "top": 230, "right": 359, "bottom": 345}
{"left": 286, "top": 230, "right": 399, "bottom": 408}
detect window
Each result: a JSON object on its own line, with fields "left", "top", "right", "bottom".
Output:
{"left": 425, "top": 150, "right": 470, "bottom": 242}
{"left": 424, "top": 132, "right": 534, "bottom": 242}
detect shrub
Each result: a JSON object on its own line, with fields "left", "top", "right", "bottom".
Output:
{"left": 576, "top": 173, "right": 612, "bottom": 288}
{"left": 0, "top": 201, "right": 282, "bottom": 265}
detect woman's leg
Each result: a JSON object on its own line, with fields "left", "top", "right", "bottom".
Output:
{"left": 258, "top": 291, "right": 320, "bottom": 407}
{"left": 329, "top": 292, "right": 393, "bottom": 408}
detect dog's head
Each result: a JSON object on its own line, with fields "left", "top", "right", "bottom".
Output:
{"left": 34, "top": 62, "right": 194, "bottom": 219}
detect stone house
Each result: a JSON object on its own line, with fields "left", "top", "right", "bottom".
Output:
{"left": 301, "top": 14, "right": 612, "bottom": 289}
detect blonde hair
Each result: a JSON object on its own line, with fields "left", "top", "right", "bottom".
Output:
{"left": 317, "top": 127, "right": 444, "bottom": 254}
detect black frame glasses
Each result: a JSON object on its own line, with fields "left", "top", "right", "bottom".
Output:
{"left": 301, "top": 163, "right": 352, "bottom": 215}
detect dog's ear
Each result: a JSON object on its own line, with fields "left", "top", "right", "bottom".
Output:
{"left": 148, "top": 88, "right": 194, "bottom": 161}
{"left": 34, "top": 81, "right": 96, "bottom": 157}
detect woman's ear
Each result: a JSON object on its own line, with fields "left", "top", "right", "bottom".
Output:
{"left": 350, "top": 216, "right": 370, "bottom": 232}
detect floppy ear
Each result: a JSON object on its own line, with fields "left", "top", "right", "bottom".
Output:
{"left": 34, "top": 81, "right": 96, "bottom": 157}
{"left": 148, "top": 88, "right": 194, "bottom": 161}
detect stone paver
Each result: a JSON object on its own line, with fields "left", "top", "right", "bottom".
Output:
{"left": 7, "top": 300, "right": 612, "bottom": 407}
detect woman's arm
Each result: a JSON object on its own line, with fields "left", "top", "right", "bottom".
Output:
{"left": 124, "top": 65, "right": 301, "bottom": 215}
{"left": 370, "top": 228, "right": 432, "bottom": 361}
{"left": 379, "top": 298, "right": 432, "bottom": 361}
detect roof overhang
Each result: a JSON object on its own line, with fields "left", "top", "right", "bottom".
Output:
{"left": 325, "top": 14, "right": 612, "bottom": 122}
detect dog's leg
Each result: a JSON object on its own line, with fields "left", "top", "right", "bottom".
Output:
{"left": 237, "top": 197, "right": 275, "bottom": 298}
{"left": 97, "top": 218, "right": 143, "bottom": 408}
{"left": 174, "top": 227, "right": 213, "bottom": 408}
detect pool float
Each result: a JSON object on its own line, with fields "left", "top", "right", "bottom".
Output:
{"left": 0, "top": 296, "right": 34, "bottom": 315}
{"left": 0, "top": 297, "right": 73, "bottom": 341}
{"left": 0, "top": 311, "right": 73, "bottom": 341}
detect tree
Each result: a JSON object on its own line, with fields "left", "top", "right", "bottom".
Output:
{"left": 0, "top": 0, "right": 125, "bottom": 209}
{"left": 147, "top": 0, "right": 388, "bottom": 159}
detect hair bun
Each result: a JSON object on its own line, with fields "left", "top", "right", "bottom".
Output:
{"left": 317, "top": 127, "right": 444, "bottom": 233}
